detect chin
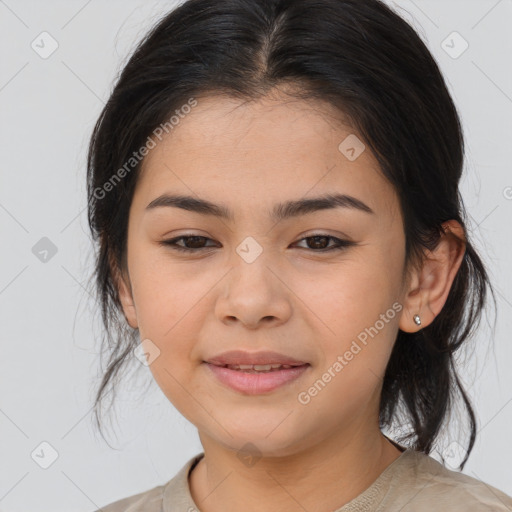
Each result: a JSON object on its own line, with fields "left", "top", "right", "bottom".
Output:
{"left": 207, "top": 421, "right": 307, "bottom": 458}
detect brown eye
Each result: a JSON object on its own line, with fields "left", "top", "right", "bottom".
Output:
{"left": 294, "top": 235, "right": 355, "bottom": 252}
{"left": 160, "top": 235, "right": 217, "bottom": 252}
{"left": 305, "top": 235, "right": 331, "bottom": 250}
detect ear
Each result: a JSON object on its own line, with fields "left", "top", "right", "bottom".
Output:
{"left": 110, "top": 251, "right": 138, "bottom": 329}
{"left": 399, "top": 220, "right": 466, "bottom": 333}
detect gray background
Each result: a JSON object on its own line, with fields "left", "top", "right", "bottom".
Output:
{"left": 1, "top": 0, "right": 511, "bottom": 510}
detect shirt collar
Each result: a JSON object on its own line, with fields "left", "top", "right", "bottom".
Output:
{"left": 162, "top": 449, "right": 417, "bottom": 512}
{"left": 163, "top": 452, "right": 204, "bottom": 512}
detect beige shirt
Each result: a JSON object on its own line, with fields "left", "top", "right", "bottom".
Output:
{"left": 96, "top": 449, "right": 512, "bottom": 511}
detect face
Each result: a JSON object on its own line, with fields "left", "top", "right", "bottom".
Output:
{"left": 117, "top": 90, "right": 412, "bottom": 457}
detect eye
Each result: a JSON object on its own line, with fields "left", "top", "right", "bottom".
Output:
{"left": 160, "top": 235, "right": 217, "bottom": 252}
{"left": 293, "top": 234, "right": 355, "bottom": 252}
{"left": 160, "top": 233, "right": 355, "bottom": 253}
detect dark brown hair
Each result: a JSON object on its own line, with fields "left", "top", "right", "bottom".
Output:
{"left": 86, "top": 0, "right": 496, "bottom": 469}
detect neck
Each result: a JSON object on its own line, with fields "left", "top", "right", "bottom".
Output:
{"left": 189, "top": 428, "right": 403, "bottom": 512}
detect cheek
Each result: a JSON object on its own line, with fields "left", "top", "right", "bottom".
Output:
{"left": 128, "top": 249, "right": 215, "bottom": 387}
{"left": 294, "top": 251, "right": 402, "bottom": 375}
{"left": 296, "top": 252, "right": 402, "bottom": 328}
{"left": 128, "top": 246, "right": 204, "bottom": 336}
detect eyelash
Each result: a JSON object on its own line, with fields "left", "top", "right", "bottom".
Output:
{"left": 160, "top": 234, "right": 355, "bottom": 253}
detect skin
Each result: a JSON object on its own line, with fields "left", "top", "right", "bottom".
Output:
{"left": 115, "top": 88, "right": 466, "bottom": 512}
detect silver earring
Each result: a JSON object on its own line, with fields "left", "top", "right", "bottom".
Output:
{"left": 413, "top": 314, "right": 421, "bottom": 326}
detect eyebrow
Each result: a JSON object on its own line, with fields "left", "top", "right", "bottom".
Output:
{"left": 145, "top": 193, "right": 375, "bottom": 221}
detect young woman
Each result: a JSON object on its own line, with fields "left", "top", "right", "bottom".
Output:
{"left": 87, "top": 0, "right": 512, "bottom": 510}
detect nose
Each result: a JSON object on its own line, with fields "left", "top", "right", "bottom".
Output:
{"left": 214, "top": 255, "right": 293, "bottom": 330}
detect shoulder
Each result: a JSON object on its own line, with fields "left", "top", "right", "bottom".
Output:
{"left": 382, "top": 449, "right": 512, "bottom": 511}
{"left": 93, "top": 452, "right": 204, "bottom": 512}
{"left": 94, "top": 484, "right": 164, "bottom": 512}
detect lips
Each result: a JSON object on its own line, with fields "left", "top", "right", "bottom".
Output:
{"left": 204, "top": 361, "right": 310, "bottom": 394}
{"left": 203, "top": 349, "right": 310, "bottom": 393}
{"left": 204, "top": 349, "right": 308, "bottom": 367}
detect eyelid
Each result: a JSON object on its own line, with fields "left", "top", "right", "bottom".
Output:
{"left": 299, "top": 229, "right": 352, "bottom": 241}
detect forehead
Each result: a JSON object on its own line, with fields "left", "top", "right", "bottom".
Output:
{"left": 134, "top": 92, "right": 399, "bottom": 222}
